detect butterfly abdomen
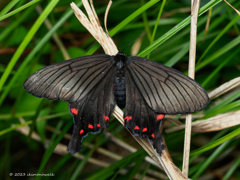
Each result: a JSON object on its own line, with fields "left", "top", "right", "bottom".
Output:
{"left": 113, "top": 76, "right": 126, "bottom": 109}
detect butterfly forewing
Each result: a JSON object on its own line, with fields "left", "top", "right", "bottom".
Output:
{"left": 127, "top": 56, "right": 209, "bottom": 114}
{"left": 23, "top": 54, "right": 113, "bottom": 103}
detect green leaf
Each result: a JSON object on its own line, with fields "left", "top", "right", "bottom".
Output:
{"left": 36, "top": 108, "right": 50, "bottom": 144}
{"left": 0, "top": 0, "right": 19, "bottom": 17}
{"left": 36, "top": 121, "right": 72, "bottom": 179}
{"left": 0, "top": 0, "right": 83, "bottom": 106}
{"left": 198, "top": 14, "right": 240, "bottom": 63}
{"left": 0, "top": 0, "right": 40, "bottom": 21}
{"left": 0, "top": 112, "right": 69, "bottom": 136}
{"left": 70, "top": 151, "right": 94, "bottom": 180}
{"left": 138, "top": 0, "right": 222, "bottom": 57}
{"left": 86, "top": 149, "right": 145, "bottom": 180}
{"left": 190, "top": 127, "right": 240, "bottom": 156}
{"left": 191, "top": 141, "right": 231, "bottom": 179}
{"left": 0, "top": 5, "right": 35, "bottom": 42}
{"left": 222, "top": 155, "right": 240, "bottom": 180}
{"left": 201, "top": 49, "right": 240, "bottom": 87}
{"left": 196, "top": 35, "right": 240, "bottom": 72}
{"left": 0, "top": 0, "right": 59, "bottom": 92}
{"left": 122, "top": 153, "right": 145, "bottom": 179}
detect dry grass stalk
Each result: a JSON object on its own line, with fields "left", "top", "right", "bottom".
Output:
{"left": 224, "top": 0, "right": 240, "bottom": 15}
{"left": 182, "top": 0, "right": 200, "bottom": 176}
{"left": 71, "top": 1, "right": 187, "bottom": 179}
{"left": 71, "top": 1, "right": 116, "bottom": 55}
{"left": 208, "top": 77, "right": 240, "bottom": 100}
{"left": 166, "top": 110, "right": 240, "bottom": 133}
{"left": 203, "top": 8, "right": 212, "bottom": 42}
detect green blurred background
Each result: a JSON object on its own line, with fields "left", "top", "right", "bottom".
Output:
{"left": 0, "top": 0, "right": 240, "bottom": 179}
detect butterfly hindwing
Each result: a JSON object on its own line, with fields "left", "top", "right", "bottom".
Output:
{"left": 23, "top": 54, "right": 113, "bottom": 103}
{"left": 127, "top": 56, "right": 209, "bottom": 115}
{"left": 124, "top": 70, "right": 165, "bottom": 154}
{"left": 67, "top": 67, "right": 115, "bottom": 154}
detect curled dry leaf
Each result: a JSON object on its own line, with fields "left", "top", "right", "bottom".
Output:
{"left": 70, "top": 1, "right": 187, "bottom": 179}
{"left": 165, "top": 110, "right": 240, "bottom": 133}
{"left": 208, "top": 77, "right": 240, "bottom": 100}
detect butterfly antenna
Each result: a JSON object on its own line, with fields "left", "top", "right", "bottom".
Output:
{"left": 121, "top": 33, "right": 146, "bottom": 53}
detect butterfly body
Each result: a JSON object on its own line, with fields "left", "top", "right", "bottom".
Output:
{"left": 24, "top": 51, "right": 209, "bottom": 155}
{"left": 113, "top": 52, "right": 128, "bottom": 109}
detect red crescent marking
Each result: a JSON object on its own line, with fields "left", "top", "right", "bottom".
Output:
{"left": 104, "top": 116, "right": 109, "bottom": 122}
{"left": 142, "top": 128, "right": 147, "bottom": 132}
{"left": 97, "top": 124, "right": 100, "bottom": 127}
{"left": 157, "top": 114, "right": 164, "bottom": 121}
{"left": 151, "top": 134, "right": 155, "bottom": 138}
{"left": 124, "top": 116, "right": 132, "bottom": 122}
{"left": 88, "top": 124, "right": 94, "bottom": 129}
{"left": 71, "top": 108, "right": 78, "bottom": 115}
{"left": 134, "top": 126, "right": 140, "bottom": 130}
{"left": 80, "top": 129, "right": 84, "bottom": 135}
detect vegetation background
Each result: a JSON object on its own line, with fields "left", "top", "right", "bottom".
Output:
{"left": 0, "top": 0, "right": 240, "bottom": 179}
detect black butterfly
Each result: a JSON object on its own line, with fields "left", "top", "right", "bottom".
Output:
{"left": 23, "top": 52, "right": 209, "bottom": 155}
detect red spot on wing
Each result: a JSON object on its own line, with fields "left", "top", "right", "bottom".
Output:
{"left": 134, "top": 126, "right": 140, "bottom": 130}
{"left": 124, "top": 116, "right": 132, "bottom": 122}
{"left": 157, "top": 114, "right": 164, "bottom": 121}
{"left": 104, "top": 116, "right": 109, "bottom": 122}
{"left": 80, "top": 129, "right": 84, "bottom": 135}
{"left": 88, "top": 124, "right": 94, "bottom": 129}
{"left": 151, "top": 134, "right": 155, "bottom": 138}
{"left": 71, "top": 108, "right": 78, "bottom": 115}
{"left": 97, "top": 124, "right": 100, "bottom": 127}
{"left": 142, "top": 128, "right": 147, "bottom": 132}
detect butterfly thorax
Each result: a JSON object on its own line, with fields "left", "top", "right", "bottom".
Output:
{"left": 114, "top": 52, "right": 128, "bottom": 72}
{"left": 113, "top": 52, "right": 128, "bottom": 109}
